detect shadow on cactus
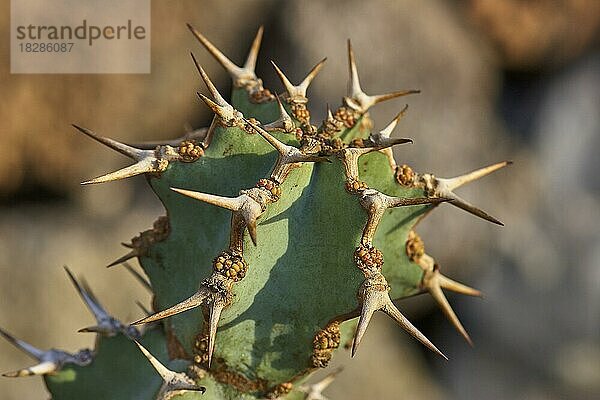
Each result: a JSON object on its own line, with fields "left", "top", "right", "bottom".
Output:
{"left": 1, "top": 24, "right": 511, "bottom": 400}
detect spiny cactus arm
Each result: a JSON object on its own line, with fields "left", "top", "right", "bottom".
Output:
{"left": 358, "top": 148, "right": 509, "bottom": 346}
{"left": 44, "top": 329, "right": 187, "bottom": 400}
{"left": 128, "top": 54, "right": 450, "bottom": 398}
{"left": 38, "top": 24, "right": 511, "bottom": 400}
{"left": 335, "top": 146, "right": 448, "bottom": 359}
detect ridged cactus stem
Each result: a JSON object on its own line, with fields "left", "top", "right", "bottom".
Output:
{"left": 0, "top": 23, "right": 511, "bottom": 400}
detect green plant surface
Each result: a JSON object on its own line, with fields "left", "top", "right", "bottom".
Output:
{"left": 0, "top": 24, "right": 510, "bottom": 400}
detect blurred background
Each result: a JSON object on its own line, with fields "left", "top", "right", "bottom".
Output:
{"left": 1, "top": 0, "right": 599, "bottom": 399}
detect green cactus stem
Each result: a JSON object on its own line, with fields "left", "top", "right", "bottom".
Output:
{"left": 0, "top": 25, "right": 510, "bottom": 400}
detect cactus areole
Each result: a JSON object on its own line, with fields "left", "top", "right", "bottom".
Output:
{"left": 2, "top": 25, "right": 511, "bottom": 400}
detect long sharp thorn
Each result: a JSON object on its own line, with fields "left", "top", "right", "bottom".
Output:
{"left": 371, "top": 89, "right": 420, "bottom": 105}
{"left": 382, "top": 301, "right": 447, "bottom": 359}
{"left": 272, "top": 57, "right": 325, "bottom": 99}
{"left": 206, "top": 301, "right": 226, "bottom": 368}
{"left": 132, "top": 291, "right": 207, "bottom": 325}
{"left": 0, "top": 327, "right": 44, "bottom": 360}
{"left": 2, "top": 361, "right": 57, "bottom": 377}
{"left": 203, "top": 116, "right": 218, "bottom": 148}
{"left": 243, "top": 26, "right": 263, "bottom": 71}
{"left": 443, "top": 161, "right": 513, "bottom": 191}
{"left": 447, "top": 192, "right": 504, "bottom": 226}
{"left": 245, "top": 119, "right": 289, "bottom": 155}
{"left": 187, "top": 23, "right": 241, "bottom": 77}
{"left": 171, "top": 187, "right": 243, "bottom": 212}
{"left": 351, "top": 297, "right": 377, "bottom": 357}
{"left": 388, "top": 196, "right": 450, "bottom": 208}
{"left": 298, "top": 57, "right": 327, "bottom": 93}
{"left": 77, "top": 326, "right": 102, "bottom": 334}
{"left": 72, "top": 124, "right": 149, "bottom": 161}
{"left": 80, "top": 157, "right": 157, "bottom": 185}
{"left": 134, "top": 340, "right": 174, "bottom": 381}
{"left": 190, "top": 54, "right": 228, "bottom": 107}
{"left": 274, "top": 94, "right": 287, "bottom": 118}
{"left": 429, "top": 284, "right": 473, "bottom": 346}
{"left": 347, "top": 39, "right": 362, "bottom": 97}
{"left": 439, "top": 275, "right": 482, "bottom": 297}
{"left": 378, "top": 107, "right": 408, "bottom": 139}
{"left": 263, "top": 94, "right": 294, "bottom": 132}
{"left": 247, "top": 219, "right": 258, "bottom": 247}
{"left": 385, "top": 138, "right": 413, "bottom": 147}
{"left": 106, "top": 250, "right": 138, "bottom": 268}
{"left": 64, "top": 267, "right": 108, "bottom": 321}
{"left": 271, "top": 61, "right": 295, "bottom": 96}
{"left": 197, "top": 93, "right": 222, "bottom": 115}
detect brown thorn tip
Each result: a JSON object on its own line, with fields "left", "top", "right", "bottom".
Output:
{"left": 131, "top": 291, "right": 206, "bottom": 325}
{"left": 106, "top": 250, "right": 137, "bottom": 268}
{"left": 248, "top": 221, "right": 258, "bottom": 246}
{"left": 206, "top": 301, "right": 225, "bottom": 368}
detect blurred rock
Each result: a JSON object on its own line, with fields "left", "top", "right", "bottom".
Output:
{"left": 464, "top": 0, "right": 600, "bottom": 70}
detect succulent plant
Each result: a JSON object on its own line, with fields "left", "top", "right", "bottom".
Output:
{"left": 1, "top": 24, "right": 510, "bottom": 400}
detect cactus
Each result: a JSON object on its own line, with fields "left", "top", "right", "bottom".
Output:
{"left": 1, "top": 25, "right": 510, "bottom": 400}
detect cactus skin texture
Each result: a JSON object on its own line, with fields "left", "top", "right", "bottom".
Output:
{"left": 1, "top": 25, "right": 511, "bottom": 400}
